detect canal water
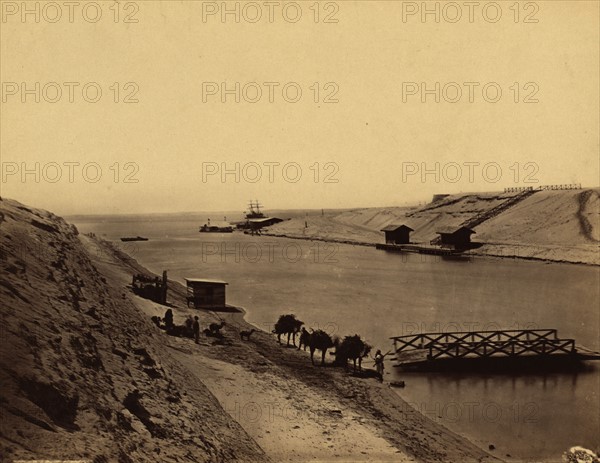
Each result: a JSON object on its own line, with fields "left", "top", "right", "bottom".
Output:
{"left": 74, "top": 215, "right": 600, "bottom": 462}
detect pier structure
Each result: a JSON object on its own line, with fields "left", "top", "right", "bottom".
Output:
{"left": 390, "top": 329, "right": 600, "bottom": 370}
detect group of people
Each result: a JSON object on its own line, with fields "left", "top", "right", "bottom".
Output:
{"left": 153, "top": 309, "right": 201, "bottom": 343}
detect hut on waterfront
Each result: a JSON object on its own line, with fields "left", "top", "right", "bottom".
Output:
{"left": 435, "top": 226, "right": 475, "bottom": 249}
{"left": 381, "top": 224, "right": 413, "bottom": 245}
{"left": 185, "top": 278, "right": 228, "bottom": 309}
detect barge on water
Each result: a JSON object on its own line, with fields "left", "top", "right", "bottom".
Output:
{"left": 121, "top": 236, "right": 149, "bottom": 242}
{"left": 390, "top": 329, "right": 600, "bottom": 372}
{"left": 199, "top": 218, "right": 233, "bottom": 233}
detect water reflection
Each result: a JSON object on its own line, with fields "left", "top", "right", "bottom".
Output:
{"left": 73, "top": 218, "right": 600, "bottom": 461}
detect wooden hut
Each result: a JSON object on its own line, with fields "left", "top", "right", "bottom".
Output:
{"left": 185, "top": 278, "right": 228, "bottom": 309}
{"left": 381, "top": 224, "right": 413, "bottom": 245}
{"left": 435, "top": 226, "right": 475, "bottom": 248}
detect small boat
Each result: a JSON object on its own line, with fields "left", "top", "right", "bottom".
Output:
{"left": 199, "top": 225, "right": 234, "bottom": 233}
{"left": 120, "top": 236, "right": 149, "bottom": 242}
{"left": 199, "top": 218, "right": 233, "bottom": 233}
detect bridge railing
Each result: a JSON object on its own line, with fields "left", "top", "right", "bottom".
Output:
{"left": 504, "top": 184, "right": 583, "bottom": 193}
{"left": 427, "top": 338, "right": 576, "bottom": 360}
{"left": 391, "top": 329, "right": 559, "bottom": 353}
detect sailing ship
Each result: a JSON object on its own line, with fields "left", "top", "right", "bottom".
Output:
{"left": 245, "top": 200, "right": 266, "bottom": 219}
{"left": 234, "top": 200, "right": 284, "bottom": 233}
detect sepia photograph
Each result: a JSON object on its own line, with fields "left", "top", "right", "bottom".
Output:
{"left": 0, "top": 1, "right": 599, "bottom": 462}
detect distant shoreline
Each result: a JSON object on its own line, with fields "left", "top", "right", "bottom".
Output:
{"left": 262, "top": 231, "right": 600, "bottom": 267}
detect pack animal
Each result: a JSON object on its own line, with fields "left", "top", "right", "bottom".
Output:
{"left": 272, "top": 314, "right": 304, "bottom": 347}
{"left": 240, "top": 329, "right": 256, "bottom": 341}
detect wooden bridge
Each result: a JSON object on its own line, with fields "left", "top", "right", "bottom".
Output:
{"left": 390, "top": 329, "right": 600, "bottom": 370}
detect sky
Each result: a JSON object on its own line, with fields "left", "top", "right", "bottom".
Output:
{"left": 1, "top": 0, "right": 598, "bottom": 215}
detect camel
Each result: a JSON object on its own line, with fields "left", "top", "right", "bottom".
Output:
{"left": 272, "top": 314, "right": 304, "bottom": 347}
{"left": 333, "top": 335, "right": 372, "bottom": 372}
{"left": 307, "top": 330, "right": 335, "bottom": 366}
{"left": 240, "top": 329, "right": 256, "bottom": 341}
{"left": 208, "top": 321, "right": 225, "bottom": 335}
{"left": 298, "top": 327, "right": 310, "bottom": 351}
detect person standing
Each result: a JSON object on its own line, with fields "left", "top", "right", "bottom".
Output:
{"left": 193, "top": 316, "right": 200, "bottom": 344}
{"left": 374, "top": 350, "right": 392, "bottom": 382}
{"left": 164, "top": 308, "right": 174, "bottom": 329}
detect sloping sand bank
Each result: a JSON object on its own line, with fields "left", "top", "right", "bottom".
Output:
{"left": 0, "top": 198, "right": 266, "bottom": 462}
{"left": 266, "top": 190, "right": 600, "bottom": 265}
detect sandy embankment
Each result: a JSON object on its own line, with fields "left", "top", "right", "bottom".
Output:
{"left": 0, "top": 198, "right": 266, "bottom": 462}
{"left": 264, "top": 190, "right": 600, "bottom": 266}
{"left": 86, "top": 233, "right": 501, "bottom": 463}
{"left": 0, "top": 197, "right": 499, "bottom": 462}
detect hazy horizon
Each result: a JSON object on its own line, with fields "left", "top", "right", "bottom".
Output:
{"left": 6, "top": 183, "right": 599, "bottom": 217}
{"left": 2, "top": 2, "right": 598, "bottom": 215}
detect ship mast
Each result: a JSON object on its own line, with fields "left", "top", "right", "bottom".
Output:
{"left": 248, "top": 200, "right": 263, "bottom": 215}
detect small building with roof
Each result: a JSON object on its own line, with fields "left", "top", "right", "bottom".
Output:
{"left": 185, "top": 278, "right": 228, "bottom": 309}
{"left": 435, "top": 226, "right": 475, "bottom": 249}
{"left": 380, "top": 224, "right": 414, "bottom": 245}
